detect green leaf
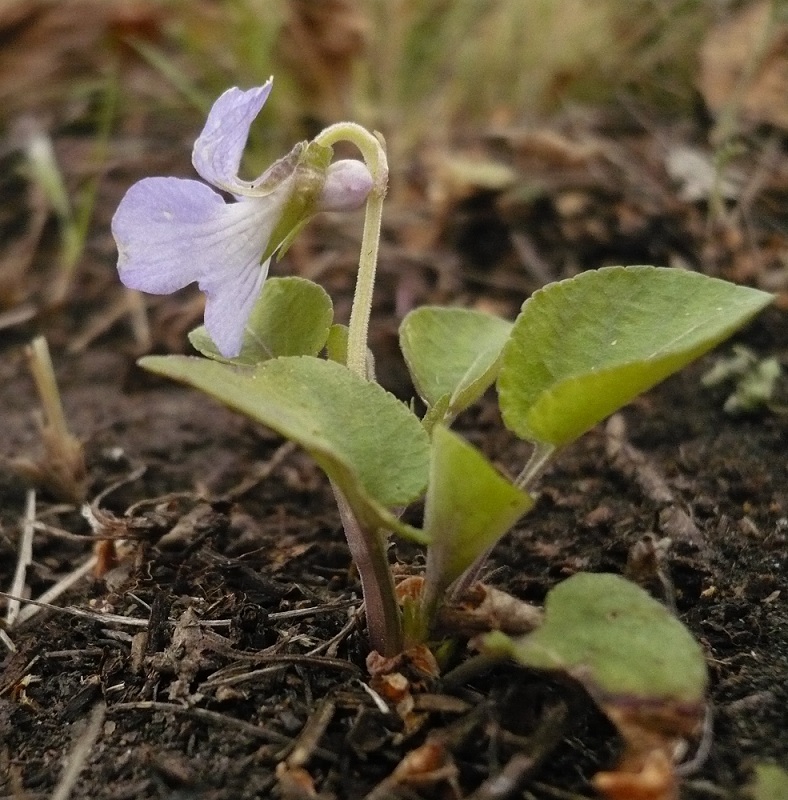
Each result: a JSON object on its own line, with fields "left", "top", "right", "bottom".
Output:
{"left": 400, "top": 307, "right": 513, "bottom": 420}
{"left": 139, "top": 355, "right": 429, "bottom": 541}
{"left": 325, "top": 323, "right": 349, "bottom": 364}
{"left": 498, "top": 266, "right": 773, "bottom": 447}
{"left": 747, "top": 764, "right": 788, "bottom": 800}
{"left": 189, "top": 277, "right": 333, "bottom": 366}
{"left": 482, "top": 572, "right": 708, "bottom": 704}
{"left": 422, "top": 426, "right": 533, "bottom": 614}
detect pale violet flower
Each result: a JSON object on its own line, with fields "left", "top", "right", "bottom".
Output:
{"left": 112, "top": 80, "right": 373, "bottom": 357}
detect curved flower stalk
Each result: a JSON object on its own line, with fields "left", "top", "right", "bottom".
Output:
{"left": 112, "top": 80, "right": 373, "bottom": 358}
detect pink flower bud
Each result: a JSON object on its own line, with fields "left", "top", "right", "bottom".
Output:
{"left": 318, "top": 159, "right": 373, "bottom": 212}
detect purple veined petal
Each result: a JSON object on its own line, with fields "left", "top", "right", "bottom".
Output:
{"left": 317, "top": 159, "right": 374, "bottom": 212}
{"left": 113, "top": 177, "right": 274, "bottom": 296}
{"left": 201, "top": 256, "right": 271, "bottom": 358}
{"left": 113, "top": 175, "right": 290, "bottom": 357}
{"left": 113, "top": 177, "right": 231, "bottom": 293}
{"left": 192, "top": 81, "right": 273, "bottom": 195}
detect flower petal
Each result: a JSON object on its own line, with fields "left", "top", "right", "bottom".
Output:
{"left": 192, "top": 82, "right": 273, "bottom": 194}
{"left": 113, "top": 174, "right": 291, "bottom": 357}
{"left": 113, "top": 177, "right": 230, "bottom": 293}
{"left": 201, "top": 256, "right": 271, "bottom": 358}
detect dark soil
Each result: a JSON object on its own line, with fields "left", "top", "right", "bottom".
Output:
{"left": 1, "top": 10, "right": 788, "bottom": 796}
{"left": 2, "top": 291, "right": 787, "bottom": 799}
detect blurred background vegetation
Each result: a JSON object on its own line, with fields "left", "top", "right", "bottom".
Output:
{"left": 1, "top": 0, "right": 785, "bottom": 161}
{"left": 0, "top": 0, "right": 785, "bottom": 324}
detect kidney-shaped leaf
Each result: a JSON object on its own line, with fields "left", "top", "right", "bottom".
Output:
{"left": 400, "top": 307, "right": 513, "bottom": 419}
{"left": 189, "top": 277, "right": 333, "bottom": 366}
{"left": 483, "top": 572, "right": 708, "bottom": 704}
{"left": 421, "top": 426, "right": 533, "bottom": 615}
{"left": 139, "top": 355, "right": 429, "bottom": 539}
{"left": 498, "top": 266, "right": 773, "bottom": 447}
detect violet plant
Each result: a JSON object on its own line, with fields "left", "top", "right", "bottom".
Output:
{"left": 113, "top": 80, "right": 773, "bottom": 663}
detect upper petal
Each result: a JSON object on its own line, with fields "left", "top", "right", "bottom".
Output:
{"left": 192, "top": 81, "right": 273, "bottom": 194}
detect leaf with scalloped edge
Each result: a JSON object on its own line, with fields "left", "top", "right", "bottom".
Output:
{"left": 498, "top": 266, "right": 773, "bottom": 447}
{"left": 139, "top": 355, "right": 429, "bottom": 543}
{"left": 189, "top": 277, "right": 333, "bottom": 366}
{"left": 482, "top": 572, "right": 707, "bottom": 704}
{"left": 400, "top": 307, "right": 513, "bottom": 422}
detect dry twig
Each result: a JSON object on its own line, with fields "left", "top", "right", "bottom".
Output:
{"left": 605, "top": 414, "right": 704, "bottom": 548}
{"left": 285, "top": 697, "right": 337, "bottom": 768}
{"left": 110, "top": 701, "right": 293, "bottom": 747}
{"left": 50, "top": 703, "right": 106, "bottom": 800}
{"left": 465, "top": 703, "right": 567, "bottom": 800}
{"left": 15, "top": 554, "right": 98, "bottom": 625}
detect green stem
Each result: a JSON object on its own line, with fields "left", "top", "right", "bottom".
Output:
{"left": 313, "top": 124, "right": 399, "bottom": 652}
{"left": 515, "top": 441, "right": 555, "bottom": 491}
{"left": 314, "top": 123, "right": 388, "bottom": 379}
{"left": 441, "top": 652, "right": 502, "bottom": 690}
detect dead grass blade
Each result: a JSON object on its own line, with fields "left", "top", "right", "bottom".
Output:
{"left": 6, "top": 489, "right": 35, "bottom": 628}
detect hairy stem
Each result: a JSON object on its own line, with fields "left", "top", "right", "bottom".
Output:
{"left": 314, "top": 123, "right": 388, "bottom": 379}
{"left": 314, "top": 124, "right": 399, "bottom": 652}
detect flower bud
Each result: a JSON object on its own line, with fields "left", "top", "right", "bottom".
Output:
{"left": 318, "top": 159, "right": 373, "bottom": 212}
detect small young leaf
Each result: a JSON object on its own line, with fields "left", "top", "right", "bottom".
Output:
{"left": 139, "top": 355, "right": 429, "bottom": 540}
{"left": 325, "top": 324, "right": 377, "bottom": 379}
{"left": 189, "top": 276, "right": 333, "bottom": 366}
{"left": 325, "top": 323, "right": 349, "bottom": 364}
{"left": 498, "top": 266, "right": 773, "bottom": 447}
{"left": 702, "top": 346, "right": 782, "bottom": 414}
{"left": 400, "top": 307, "right": 513, "bottom": 420}
{"left": 482, "top": 572, "right": 707, "bottom": 704}
{"left": 420, "top": 394, "right": 452, "bottom": 435}
{"left": 421, "top": 426, "right": 533, "bottom": 615}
